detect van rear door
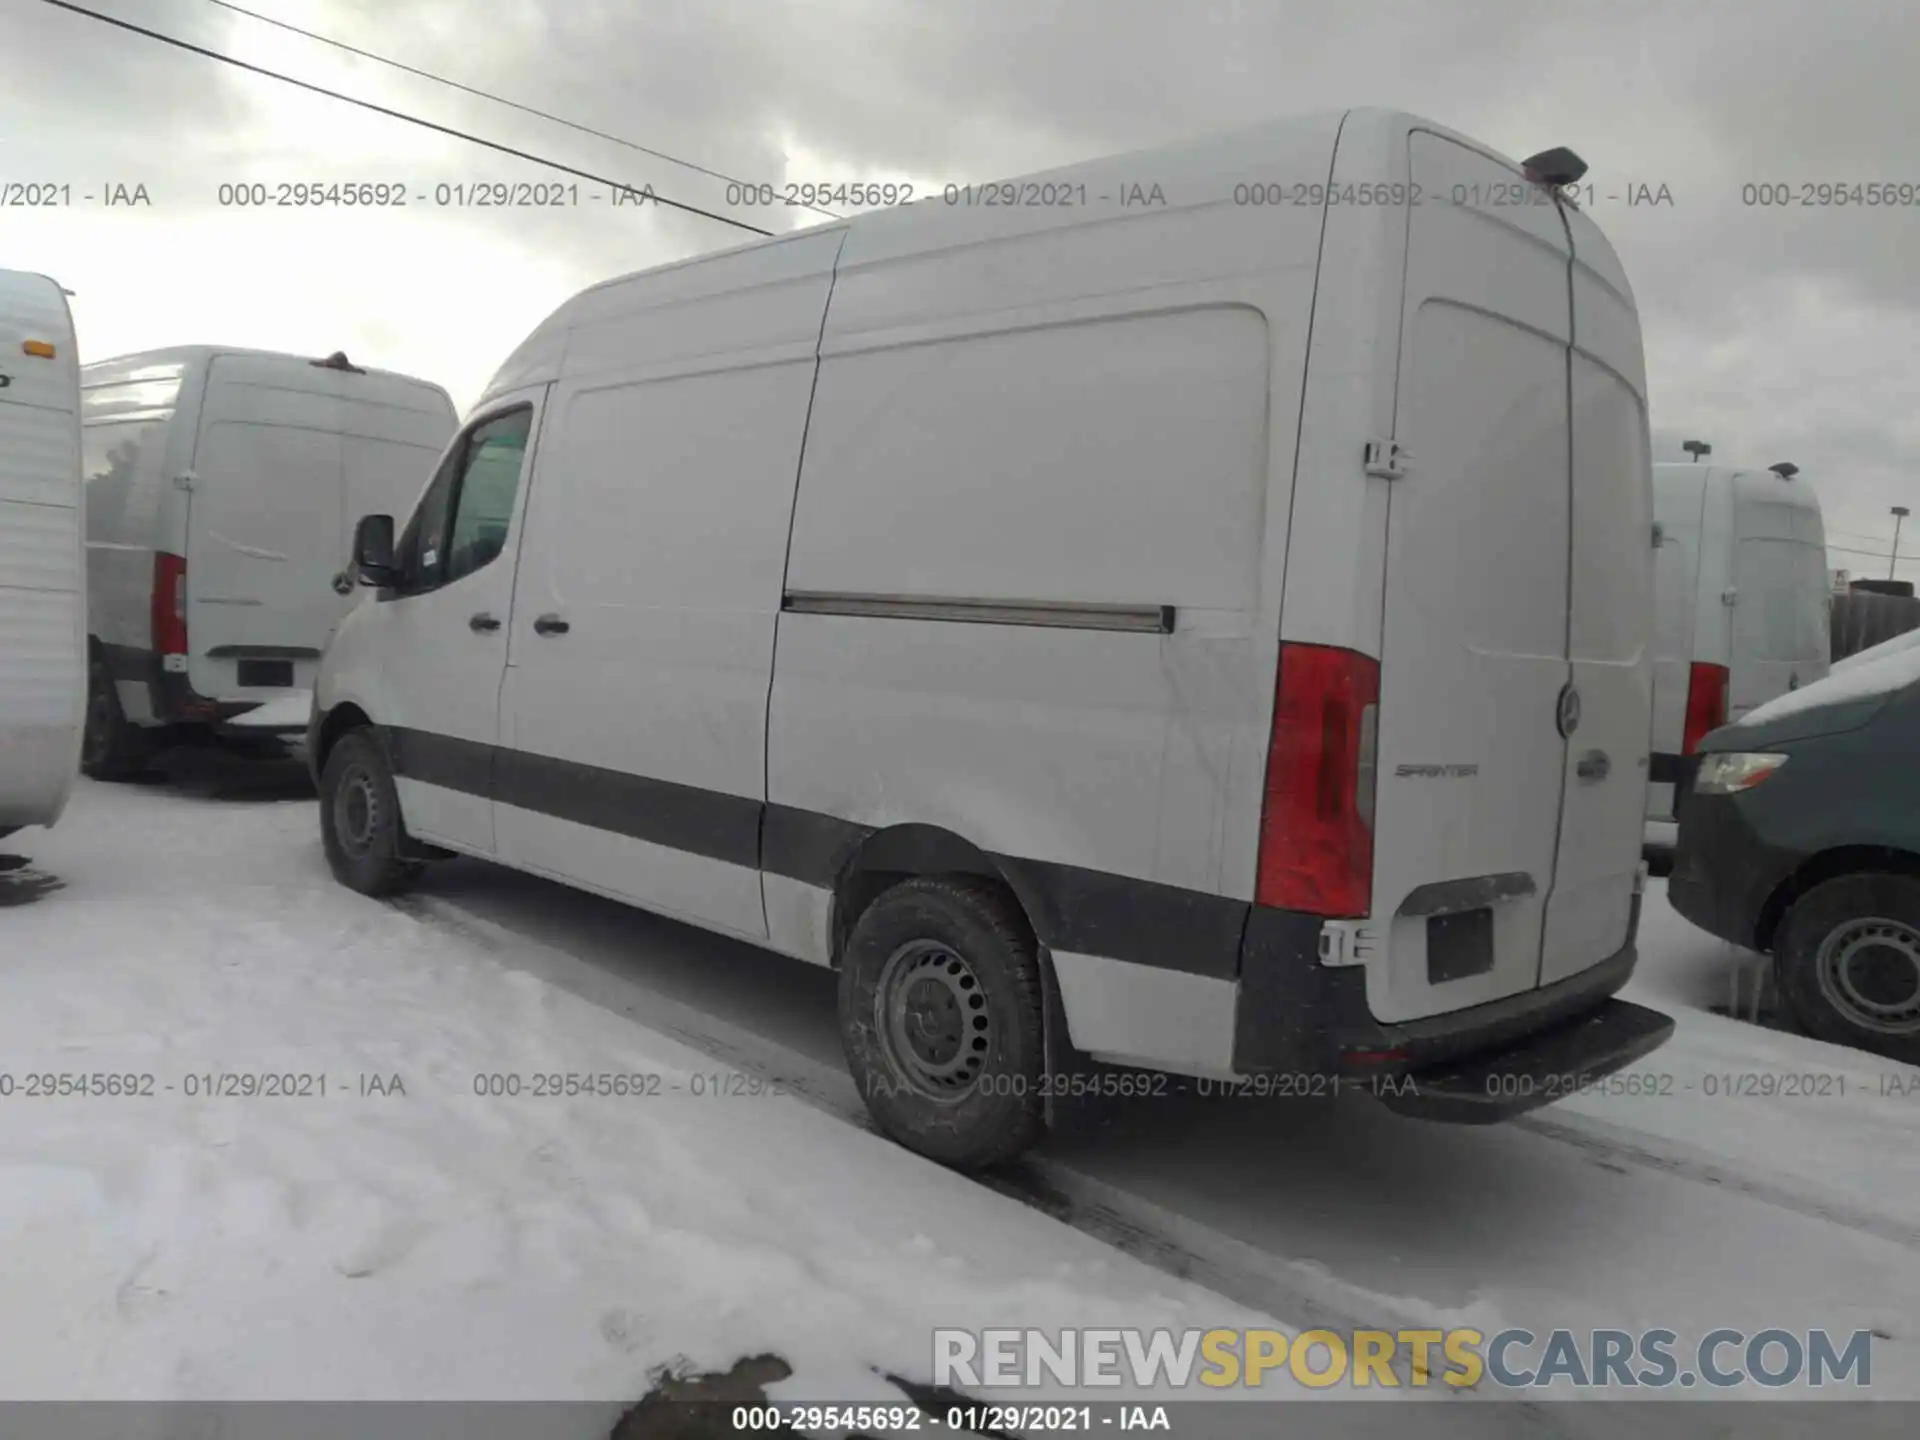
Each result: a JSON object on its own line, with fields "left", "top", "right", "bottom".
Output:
{"left": 1367, "top": 135, "right": 1650, "bottom": 1020}
{"left": 185, "top": 358, "right": 453, "bottom": 702}
{"left": 1366, "top": 133, "right": 1576, "bottom": 1024}
{"left": 186, "top": 357, "right": 347, "bottom": 697}
{"left": 1539, "top": 204, "right": 1653, "bottom": 987}
{"left": 1728, "top": 475, "right": 1831, "bottom": 717}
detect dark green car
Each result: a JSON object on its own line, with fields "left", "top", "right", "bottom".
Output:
{"left": 1670, "top": 648, "right": 1920, "bottom": 1064}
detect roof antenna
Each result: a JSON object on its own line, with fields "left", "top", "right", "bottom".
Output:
{"left": 1683, "top": 439, "right": 1711, "bottom": 462}
{"left": 1768, "top": 462, "right": 1799, "bottom": 480}
{"left": 311, "top": 350, "right": 366, "bottom": 374}
{"left": 1521, "top": 147, "right": 1588, "bottom": 187}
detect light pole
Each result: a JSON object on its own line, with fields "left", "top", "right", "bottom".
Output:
{"left": 1683, "top": 439, "right": 1711, "bottom": 462}
{"left": 1893, "top": 506, "right": 1911, "bottom": 582}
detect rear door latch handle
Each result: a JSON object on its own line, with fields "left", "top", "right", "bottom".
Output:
{"left": 1576, "top": 750, "right": 1611, "bottom": 781}
{"left": 469, "top": 612, "right": 500, "bottom": 633}
{"left": 533, "top": 613, "right": 570, "bottom": 636}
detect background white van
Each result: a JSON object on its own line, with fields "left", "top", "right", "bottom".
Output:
{"left": 78, "top": 347, "right": 457, "bottom": 777}
{"left": 1646, "top": 461, "right": 1830, "bottom": 840}
{"left": 0, "top": 269, "right": 86, "bottom": 844}
{"left": 311, "top": 108, "right": 1673, "bottom": 1168}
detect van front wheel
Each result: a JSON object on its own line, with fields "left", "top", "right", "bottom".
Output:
{"left": 838, "top": 877, "right": 1048, "bottom": 1170}
{"left": 1776, "top": 874, "right": 1920, "bottom": 1064}
{"left": 319, "top": 731, "right": 424, "bottom": 897}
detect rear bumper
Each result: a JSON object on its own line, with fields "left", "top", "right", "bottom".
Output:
{"left": 100, "top": 643, "right": 307, "bottom": 735}
{"left": 218, "top": 690, "right": 314, "bottom": 736}
{"left": 1372, "top": 998, "right": 1675, "bottom": 1123}
{"left": 1233, "top": 888, "right": 1670, "bottom": 1120}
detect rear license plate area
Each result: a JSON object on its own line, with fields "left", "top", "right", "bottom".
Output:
{"left": 1427, "top": 907, "right": 1495, "bottom": 984}
{"left": 236, "top": 659, "right": 294, "bottom": 688}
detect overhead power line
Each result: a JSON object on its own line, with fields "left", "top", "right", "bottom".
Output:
{"left": 37, "top": 0, "right": 772, "bottom": 237}
{"left": 202, "top": 0, "right": 840, "bottom": 222}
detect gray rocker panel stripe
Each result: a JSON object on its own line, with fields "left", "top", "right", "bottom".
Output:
{"left": 375, "top": 724, "right": 1249, "bottom": 980}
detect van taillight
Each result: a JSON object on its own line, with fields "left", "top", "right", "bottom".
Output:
{"left": 1682, "top": 661, "right": 1729, "bottom": 754}
{"left": 1256, "top": 643, "right": 1380, "bottom": 918}
{"left": 152, "top": 552, "right": 188, "bottom": 656}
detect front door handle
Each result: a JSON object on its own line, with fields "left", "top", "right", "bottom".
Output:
{"left": 1576, "top": 749, "right": 1611, "bottom": 782}
{"left": 533, "top": 613, "right": 570, "bottom": 636}
{"left": 469, "top": 612, "right": 501, "bottom": 633}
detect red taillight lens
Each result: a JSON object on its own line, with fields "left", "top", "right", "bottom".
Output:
{"left": 1682, "top": 661, "right": 1729, "bottom": 754}
{"left": 152, "top": 551, "right": 188, "bottom": 656}
{"left": 1256, "top": 643, "right": 1380, "bottom": 918}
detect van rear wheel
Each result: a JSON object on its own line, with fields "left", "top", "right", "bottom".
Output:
{"left": 1776, "top": 874, "right": 1920, "bottom": 1064}
{"left": 319, "top": 731, "right": 424, "bottom": 897}
{"left": 838, "top": 877, "right": 1048, "bottom": 1170}
{"left": 80, "top": 654, "right": 152, "bottom": 781}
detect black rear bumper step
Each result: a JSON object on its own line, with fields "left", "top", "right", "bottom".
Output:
{"left": 1374, "top": 998, "right": 1675, "bottom": 1125}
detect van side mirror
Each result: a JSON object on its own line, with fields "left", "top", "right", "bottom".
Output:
{"left": 353, "top": 513, "right": 397, "bottom": 585}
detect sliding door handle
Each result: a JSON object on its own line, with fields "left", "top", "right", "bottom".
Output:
{"left": 468, "top": 612, "right": 500, "bottom": 633}
{"left": 533, "top": 613, "right": 570, "bottom": 636}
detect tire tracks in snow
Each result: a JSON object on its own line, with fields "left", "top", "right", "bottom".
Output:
{"left": 1513, "top": 1111, "right": 1920, "bottom": 1252}
{"left": 393, "top": 891, "right": 1913, "bottom": 1434}
{"left": 394, "top": 893, "right": 1565, "bottom": 1424}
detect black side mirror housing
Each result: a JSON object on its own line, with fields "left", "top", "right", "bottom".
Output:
{"left": 353, "top": 513, "right": 398, "bottom": 586}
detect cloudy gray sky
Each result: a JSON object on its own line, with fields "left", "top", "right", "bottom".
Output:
{"left": 5, "top": 0, "right": 1917, "bottom": 578}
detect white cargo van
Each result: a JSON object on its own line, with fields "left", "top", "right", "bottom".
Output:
{"left": 0, "top": 269, "right": 86, "bottom": 843}
{"left": 78, "top": 347, "right": 457, "bottom": 776}
{"left": 311, "top": 108, "right": 1674, "bottom": 1167}
{"left": 1645, "top": 461, "right": 1830, "bottom": 839}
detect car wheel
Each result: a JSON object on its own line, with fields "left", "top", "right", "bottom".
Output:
{"left": 838, "top": 877, "right": 1049, "bottom": 1171}
{"left": 80, "top": 654, "right": 153, "bottom": 781}
{"left": 318, "top": 730, "right": 425, "bottom": 897}
{"left": 1775, "top": 874, "right": 1920, "bottom": 1064}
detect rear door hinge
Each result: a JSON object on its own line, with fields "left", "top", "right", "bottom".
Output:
{"left": 172, "top": 471, "right": 196, "bottom": 492}
{"left": 1721, "top": 587, "right": 1738, "bottom": 606}
{"left": 1317, "top": 919, "right": 1375, "bottom": 968}
{"left": 1651, "top": 521, "right": 1665, "bottom": 548}
{"left": 1363, "top": 439, "right": 1408, "bottom": 480}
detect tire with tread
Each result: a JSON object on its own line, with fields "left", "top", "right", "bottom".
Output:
{"left": 838, "top": 876, "right": 1048, "bottom": 1170}
{"left": 319, "top": 730, "right": 425, "bottom": 897}
{"left": 1775, "top": 873, "right": 1920, "bottom": 1065}
{"left": 81, "top": 653, "right": 153, "bottom": 781}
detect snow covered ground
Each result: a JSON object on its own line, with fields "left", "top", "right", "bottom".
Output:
{"left": 4, "top": 758, "right": 1919, "bottom": 1432}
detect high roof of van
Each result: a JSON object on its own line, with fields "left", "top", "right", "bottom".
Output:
{"left": 0, "top": 268, "right": 67, "bottom": 305}
{"left": 79, "top": 345, "right": 454, "bottom": 408}
{"left": 477, "top": 107, "right": 1639, "bottom": 409}
{"left": 1653, "top": 462, "right": 1825, "bottom": 518}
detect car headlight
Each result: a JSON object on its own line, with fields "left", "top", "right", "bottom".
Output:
{"left": 1694, "top": 751, "right": 1788, "bottom": 795}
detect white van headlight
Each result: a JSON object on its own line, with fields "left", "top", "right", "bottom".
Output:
{"left": 1694, "top": 752, "right": 1788, "bottom": 795}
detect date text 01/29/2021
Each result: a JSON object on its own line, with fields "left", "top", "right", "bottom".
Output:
{"left": 859, "top": 1070, "right": 1421, "bottom": 1101}
{"left": 729, "top": 1403, "right": 1169, "bottom": 1433}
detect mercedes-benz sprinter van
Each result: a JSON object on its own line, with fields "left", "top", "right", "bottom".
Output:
{"left": 309, "top": 109, "right": 1674, "bottom": 1168}
{"left": 1646, "top": 461, "right": 1830, "bottom": 849}
{"left": 79, "top": 347, "right": 457, "bottom": 776}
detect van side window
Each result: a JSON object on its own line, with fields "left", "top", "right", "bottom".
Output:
{"left": 445, "top": 408, "right": 532, "bottom": 584}
{"left": 396, "top": 449, "right": 461, "bottom": 593}
{"left": 391, "top": 406, "right": 531, "bottom": 596}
